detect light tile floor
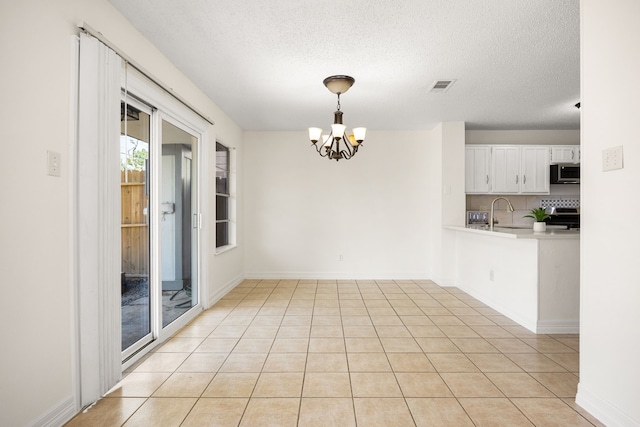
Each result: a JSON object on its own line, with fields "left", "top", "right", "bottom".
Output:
{"left": 66, "top": 279, "right": 604, "bottom": 426}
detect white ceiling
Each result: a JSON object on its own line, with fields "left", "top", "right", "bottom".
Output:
{"left": 108, "top": 0, "right": 580, "bottom": 131}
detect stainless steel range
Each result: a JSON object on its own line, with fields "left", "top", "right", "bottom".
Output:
{"left": 545, "top": 207, "right": 580, "bottom": 229}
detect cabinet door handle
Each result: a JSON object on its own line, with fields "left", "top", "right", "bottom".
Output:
{"left": 486, "top": 175, "right": 489, "bottom": 184}
{"left": 516, "top": 175, "right": 519, "bottom": 184}
{"left": 571, "top": 150, "right": 575, "bottom": 159}
{"left": 523, "top": 175, "right": 527, "bottom": 184}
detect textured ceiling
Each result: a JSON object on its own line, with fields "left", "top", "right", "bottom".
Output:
{"left": 108, "top": 0, "right": 580, "bottom": 131}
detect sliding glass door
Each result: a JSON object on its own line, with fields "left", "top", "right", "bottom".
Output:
{"left": 120, "top": 99, "right": 201, "bottom": 360}
{"left": 121, "top": 100, "right": 153, "bottom": 355}
{"left": 160, "top": 119, "right": 198, "bottom": 327}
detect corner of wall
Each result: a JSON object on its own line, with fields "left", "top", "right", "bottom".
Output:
{"left": 576, "top": 384, "right": 638, "bottom": 427}
{"left": 207, "top": 272, "right": 244, "bottom": 308}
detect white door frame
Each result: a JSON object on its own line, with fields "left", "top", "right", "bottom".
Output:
{"left": 120, "top": 95, "right": 154, "bottom": 362}
{"left": 120, "top": 68, "right": 210, "bottom": 369}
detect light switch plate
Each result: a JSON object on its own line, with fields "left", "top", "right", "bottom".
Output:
{"left": 48, "top": 151, "right": 61, "bottom": 177}
{"left": 603, "top": 146, "right": 623, "bottom": 172}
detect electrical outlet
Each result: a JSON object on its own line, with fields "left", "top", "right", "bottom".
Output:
{"left": 48, "top": 151, "right": 61, "bottom": 177}
{"left": 603, "top": 146, "right": 623, "bottom": 171}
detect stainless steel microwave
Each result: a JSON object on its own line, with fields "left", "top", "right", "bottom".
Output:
{"left": 550, "top": 163, "right": 580, "bottom": 184}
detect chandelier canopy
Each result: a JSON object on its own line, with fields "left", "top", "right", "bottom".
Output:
{"left": 308, "top": 75, "right": 366, "bottom": 161}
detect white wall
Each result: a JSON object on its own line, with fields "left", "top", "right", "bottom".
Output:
{"left": 208, "top": 128, "right": 245, "bottom": 303}
{"left": 441, "top": 123, "right": 467, "bottom": 227}
{"left": 0, "top": 1, "right": 243, "bottom": 425}
{"left": 428, "top": 122, "right": 467, "bottom": 285}
{"left": 454, "top": 232, "right": 540, "bottom": 328}
{"left": 577, "top": 1, "right": 640, "bottom": 426}
{"left": 243, "top": 131, "right": 433, "bottom": 279}
{"left": 1, "top": 3, "right": 74, "bottom": 426}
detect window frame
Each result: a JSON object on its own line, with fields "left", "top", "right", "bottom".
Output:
{"left": 215, "top": 141, "right": 234, "bottom": 251}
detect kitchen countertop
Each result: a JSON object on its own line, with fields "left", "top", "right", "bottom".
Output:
{"left": 444, "top": 225, "right": 580, "bottom": 240}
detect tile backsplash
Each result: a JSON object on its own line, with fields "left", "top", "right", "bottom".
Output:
{"left": 540, "top": 198, "right": 580, "bottom": 208}
{"left": 466, "top": 194, "right": 580, "bottom": 226}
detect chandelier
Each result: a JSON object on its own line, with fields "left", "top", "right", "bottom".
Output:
{"left": 308, "top": 75, "right": 367, "bottom": 161}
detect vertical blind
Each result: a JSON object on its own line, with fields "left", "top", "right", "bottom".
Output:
{"left": 76, "top": 32, "right": 123, "bottom": 407}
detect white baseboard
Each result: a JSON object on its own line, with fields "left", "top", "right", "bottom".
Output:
{"left": 576, "top": 383, "right": 638, "bottom": 427}
{"left": 536, "top": 320, "right": 579, "bottom": 334}
{"left": 208, "top": 273, "right": 245, "bottom": 307}
{"left": 455, "top": 286, "right": 581, "bottom": 334}
{"left": 30, "top": 396, "right": 77, "bottom": 427}
{"left": 454, "top": 285, "right": 538, "bottom": 332}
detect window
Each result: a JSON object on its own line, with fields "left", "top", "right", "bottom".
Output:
{"left": 215, "top": 142, "right": 230, "bottom": 248}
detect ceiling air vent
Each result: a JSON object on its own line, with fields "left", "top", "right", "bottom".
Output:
{"left": 429, "top": 79, "right": 456, "bottom": 93}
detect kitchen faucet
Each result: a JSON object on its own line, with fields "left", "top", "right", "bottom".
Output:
{"left": 490, "top": 197, "right": 514, "bottom": 231}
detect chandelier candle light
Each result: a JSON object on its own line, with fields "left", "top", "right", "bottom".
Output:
{"left": 308, "top": 75, "right": 366, "bottom": 161}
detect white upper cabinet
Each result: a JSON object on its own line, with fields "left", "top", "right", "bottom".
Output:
{"left": 491, "top": 146, "right": 521, "bottom": 194}
{"left": 521, "top": 146, "right": 550, "bottom": 193}
{"left": 550, "top": 145, "right": 580, "bottom": 164}
{"left": 465, "top": 145, "right": 552, "bottom": 195}
{"left": 465, "top": 146, "right": 491, "bottom": 193}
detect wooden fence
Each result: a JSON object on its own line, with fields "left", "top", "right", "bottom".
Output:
{"left": 121, "top": 170, "right": 148, "bottom": 276}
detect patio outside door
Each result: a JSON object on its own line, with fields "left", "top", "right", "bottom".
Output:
{"left": 120, "top": 101, "right": 200, "bottom": 359}
{"left": 160, "top": 119, "right": 198, "bottom": 327}
{"left": 120, "top": 100, "right": 152, "bottom": 355}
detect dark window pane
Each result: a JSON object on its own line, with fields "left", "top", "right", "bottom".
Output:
{"left": 216, "top": 195, "right": 229, "bottom": 220}
{"left": 216, "top": 143, "right": 229, "bottom": 194}
{"left": 216, "top": 177, "right": 228, "bottom": 194}
{"left": 216, "top": 222, "right": 229, "bottom": 248}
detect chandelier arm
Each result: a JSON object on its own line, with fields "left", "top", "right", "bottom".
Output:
{"left": 339, "top": 136, "right": 358, "bottom": 159}
{"left": 313, "top": 131, "right": 337, "bottom": 158}
{"left": 316, "top": 143, "right": 331, "bottom": 158}
{"left": 311, "top": 141, "right": 324, "bottom": 155}
{"left": 321, "top": 135, "right": 339, "bottom": 161}
{"left": 318, "top": 130, "right": 362, "bottom": 161}
{"left": 339, "top": 146, "right": 354, "bottom": 160}
{"left": 327, "top": 134, "right": 352, "bottom": 161}
{"left": 329, "top": 138, "right": 341, "bottom": 160}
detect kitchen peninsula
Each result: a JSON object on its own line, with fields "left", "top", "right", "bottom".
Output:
{"left": 445, "top": 225, "right": 580, "bottom": 334}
